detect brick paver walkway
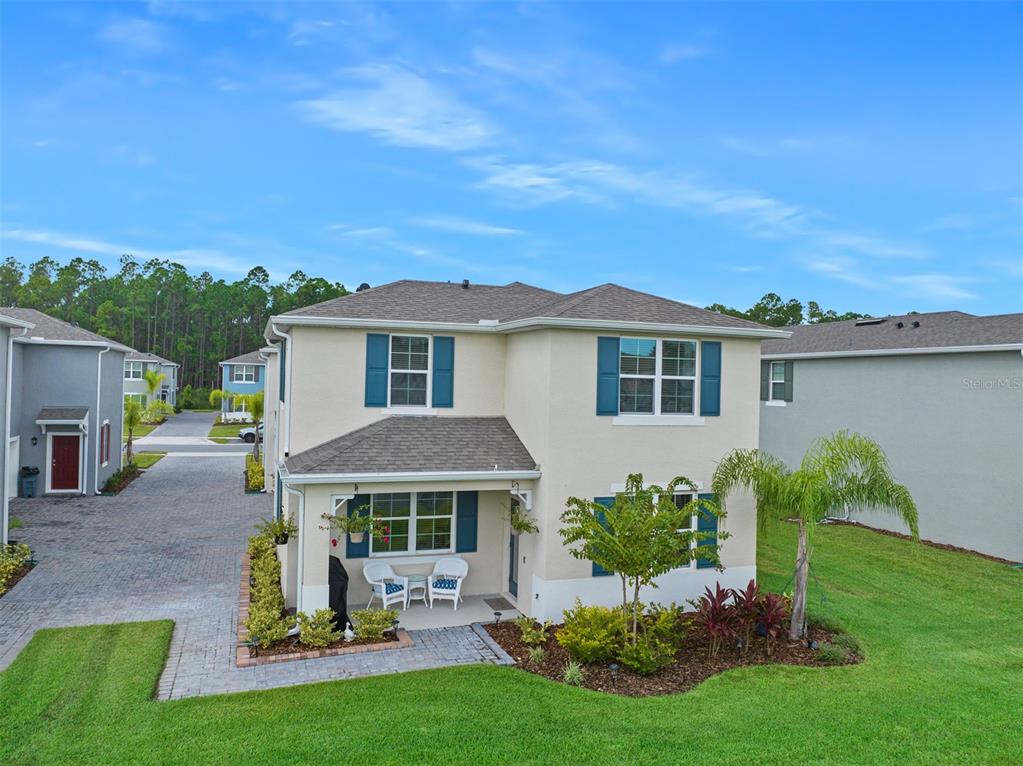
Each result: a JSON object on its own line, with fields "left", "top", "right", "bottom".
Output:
{"left": 1, "top": 456, "right": 511, "bottom": 699}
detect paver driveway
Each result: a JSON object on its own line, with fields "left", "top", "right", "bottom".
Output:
{"left": 0, "top": 455, "right": 508, "bottom": 699}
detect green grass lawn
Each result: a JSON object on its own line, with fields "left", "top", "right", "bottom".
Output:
{"left": 134, "top": 452, "right": 166, "bottom": 469}
{"left": 1, "top": 522, "right": 1019, "bottom": 765}
{"left": 122, "top": 423, "right": 156, "bottom": 442}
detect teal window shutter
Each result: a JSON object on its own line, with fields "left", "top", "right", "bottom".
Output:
{"left": 783, "top": 361, "right": 794, "bottom": 402}
{"left": 596, "top": 337, "right": 620, "bottom": 416}
{"left": 696, "top": 492, "right": 717, "bottom": 569}
{"left": 346, "top": 494, "right": 371, "bottom": 558}
{"left": 365, "top": 334, "right": 389, "bottom": 407}
{"left": 278, "top": 343, "right": 286, "bottom": 403}
{"left": 700, "top": 341, "right": 722, "bottom": 416}
{"left": 432, "top": 336, "right": 455, "bottom": 408}
{"left": 456, "top": 491, "right": 478, "bottom": 552}
{"left": 592, "top": 497, "right": 615, "bottom": 576}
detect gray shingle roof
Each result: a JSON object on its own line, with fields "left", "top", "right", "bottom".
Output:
{"left": 126, "top": 351, "right": 177, "bottom": 366}
{"left": 37, "top": 406, "right": 89, "bottom": 422}
{"left": 1, "top": 307, "right": 129, "bottom": 349}
{"left": 221, "top": 350, "right": 267, "bottom": 365}
{"left": 762, "top": 311, "right": 1023, "bottom": 356}
{"left": 277, "top": 279, "right": 770, "bottom": 333}
{"left": 285, "top": 416, "right": 538, "bottom": 475}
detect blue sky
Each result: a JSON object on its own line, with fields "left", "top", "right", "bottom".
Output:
{"left": 2, "top": 1, "right": 1021, "bottom": 315}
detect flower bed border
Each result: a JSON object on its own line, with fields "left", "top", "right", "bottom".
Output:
{"left": 236, "top": 553, "right": 413, "bottom": 667}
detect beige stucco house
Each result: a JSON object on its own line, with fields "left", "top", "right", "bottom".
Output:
{"left": 262, "top": 280, "right": 787, "bottom": 621}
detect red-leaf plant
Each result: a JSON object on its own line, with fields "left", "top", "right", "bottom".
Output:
{"left": 731, "top": 579, "right": 761, "bottom": 655}
{"left": 693, "top": 583, "right": 737, "bottom": 657}
{"left": 756, "top": 593, "right": 790, "bottom": 656}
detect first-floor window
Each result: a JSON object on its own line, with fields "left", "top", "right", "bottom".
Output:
{"left": 360, "top": 491, "right": 455, "bottom": 556}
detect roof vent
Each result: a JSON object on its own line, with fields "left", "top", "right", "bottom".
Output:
{"left": 854, "top": 317, "right": 886, "bottom": 326}
{"left": 356, "top": 283, "right": 371, "bottom": 292}
{"left": 462, "top": 279, "right": 470, "bottom": 289}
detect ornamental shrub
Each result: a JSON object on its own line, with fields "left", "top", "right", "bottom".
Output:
{"left": 352, "top": 608, "right": 397, "bottom": 640}
{"left": 298, "top": 608, "right": 342, "bottom": 648}
{"left": 0, "top": 543, "right": 31, "bottom": 595}
{"left": 556, "top": 599, "right": 626, "bottom": 663}
{"left": 514, "top": 616, "right": 552, "bottom": 647}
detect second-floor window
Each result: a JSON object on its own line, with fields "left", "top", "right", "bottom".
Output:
{"left": 619, "top": 338, "right": 697, "bottom": 415}
{"left": 390, "top": 335, "right": 430, "bottom": 406}
{"left": 125, "top": 361, "right": 144, "bottom": 379}
{"left": 232, "top": 364, "right": 256, "bottom": 383}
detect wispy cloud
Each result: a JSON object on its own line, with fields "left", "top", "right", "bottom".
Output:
{"left": 1, "top": 227, "right": 256, "bottom": 276}
{"left": 99, "top": 18, "right": 169, "bottom": 56}
{"left": 659, "top": 42, "right": 707, "bottom": 64}
{"left": 889, "top": 274, "right": 977, "bottom": 301}
{"left": 299, "top": 65, "right": 495, "bottom": 151}
{"left": 410, "top": 216, "right": 523, "bottom": 237}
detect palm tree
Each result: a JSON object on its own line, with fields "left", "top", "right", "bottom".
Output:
{"left": 712, "top": 431, "right": 918, "bottom": 640}
{"left": 123, "top": 398, "right": 142, "bottom": 465}
{"left": 143, "top": 368, "right": 167, "bottom": 405}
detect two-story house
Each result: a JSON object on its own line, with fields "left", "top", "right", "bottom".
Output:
{"left": 217, "top": 351, "right": 267, "bottom": 422}
{"left": 760, "top": 311, "right": 1023, "bottom": 562}
{"left": 0, "top": 308, "right": 128, "bottom": 543}
{"left": 123, "top": 351, "right": 179, "bottom": 407}
{"left": 261, "top": 280, "right": 786, "bottom": 620}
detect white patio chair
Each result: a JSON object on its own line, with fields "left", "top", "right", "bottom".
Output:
{"left": 427, "top": 557, "right": 469, "bottom": 610}
{"left": 363, "top": 562, "right": 408, "bottom": 610}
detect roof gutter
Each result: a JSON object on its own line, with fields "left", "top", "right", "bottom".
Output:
{"left": 267, "top": 314, "right": 791, "bottom": 339}
{"left": 280, "top": 468, "right": 542, "bottom": 485}
{"left": 762, "top": 343, "right": 1023, "bottom": 360}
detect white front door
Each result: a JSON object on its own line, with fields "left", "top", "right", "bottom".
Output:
{"left": 7, "top": 436, "right": 18, "bottom": 500}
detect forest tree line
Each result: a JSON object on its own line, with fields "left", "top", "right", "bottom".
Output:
{"left": 0, "top": 254, "right": 868, "bottom": 390}
{"left": 0, "top": 255, "right": 349, "bottom": 389}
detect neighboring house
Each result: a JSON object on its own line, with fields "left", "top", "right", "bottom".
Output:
{"left": 123, "top": 351, "right": 179, "bottom": 408}
{"left": 0, "top": 308, "right": 129, "bottom": 543}
{"left": 262, "top": 280, "right": 787, "bottom": 619}
{"left": 218, "top": 351, "right": 267, "bottom": 422}
{"left": 760, "top": 311, "right": 1023, "bottom": 562}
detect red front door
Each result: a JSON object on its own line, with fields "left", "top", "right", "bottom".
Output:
{"left": 50, "top": 435, "right": 80, "bottom": 491}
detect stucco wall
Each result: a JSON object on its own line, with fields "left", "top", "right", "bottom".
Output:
{"left": 759, "top": 350, "right": 1023, "bottom": 562}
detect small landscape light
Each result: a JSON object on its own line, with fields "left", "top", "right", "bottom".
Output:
{"left": 609, "top": 662, "right": 620, "bottom": 683}
{"left": 494, "top": 611, "right": 502, "bottom": 624}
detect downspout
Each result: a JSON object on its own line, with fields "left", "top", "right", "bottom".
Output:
{"left": 3, "top": 327, "right": 26, "bottom": 546}
{"left": 93, "top": 346, "right": 109, "bottom": 494}
{"left": 284, "top": 479, "right": 306, "bottom": 613}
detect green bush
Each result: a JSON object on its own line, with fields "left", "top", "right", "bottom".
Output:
{"left": 514, "top": 616, "right": 552, "bottom": 647}
{"left": 352, "top": 608, "right": 397, "bottom": 640}
{"left": 298, "top": 609, "right": 342, "bottom": 648}
{"left": 816, "top": 642, "right": 850, "bottom": 665}
{"left": 618, "top": 635, "right": 675, "bottom": 675}
{"left": 245, "top": 455, "right": 265, "bottom": 491}
{"left": 556, "top": 599, "right": 626, "bottom": 663}
{"left": 0, "top": 542, "right": 32, "bottom": 595}
{"left": 829, "top": 632, "right": 861, "bottom": 654}
{"left": 245, "top": 601, "right": 291, "bottom": 649}
{"left": 563, "top": 660, "right": 584, "bottom": 686}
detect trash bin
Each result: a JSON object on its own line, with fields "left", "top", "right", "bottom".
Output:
{"left": 19, "top": 467, "right": 39, "bottom": 498}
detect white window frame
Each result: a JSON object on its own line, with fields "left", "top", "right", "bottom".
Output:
{"left": 769, "top": 361, "right": 787, "bottom": 402}
{"left": 387, "top": 334, "right": 432, "bottom": 409}
{"left": 356, "top": 491, "right": 455, "bottom": 558}
{"left": 619, "top": 337, "right": 699, "bottom": 416}
{"left": 232, "top": 364, "right": 257, "bottom": 383}
{"left": 125, "top": 361, "right": 144, "bottom": 380}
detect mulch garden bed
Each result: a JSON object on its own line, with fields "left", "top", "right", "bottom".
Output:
{"left": 0, "top": 562, "right": 35, "bottom": 599}
{"left": 484, "top": 616, "right": 859, "bottom": 697}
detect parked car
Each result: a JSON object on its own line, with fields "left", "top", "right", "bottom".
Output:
{"left": 239, "top": 423, "right": 264, "bottom": 443}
